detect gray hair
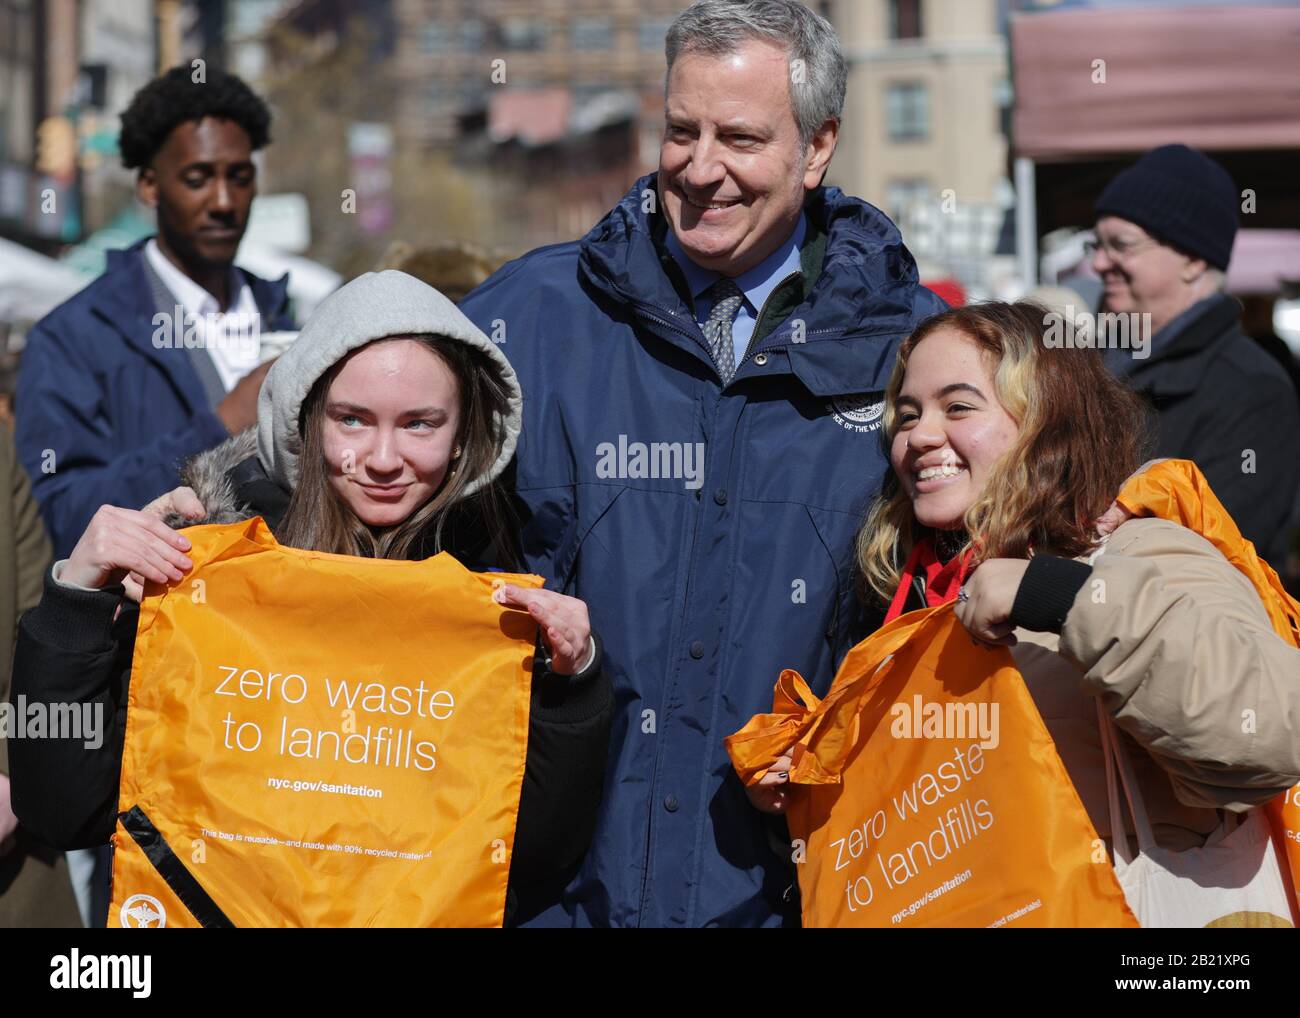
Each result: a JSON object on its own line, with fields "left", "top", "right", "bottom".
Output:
{"left": 665, "top": 0, "right": 848, "bottom": 149}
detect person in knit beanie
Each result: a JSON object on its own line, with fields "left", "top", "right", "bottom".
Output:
{"left": 1089, "top": 143, "right": 1300, "bottom": 569}
{"left": 1092, "top": 143, "right": 1238, "bottom": 335}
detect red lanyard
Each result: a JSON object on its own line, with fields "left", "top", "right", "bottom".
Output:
{"left": 883, "top": 536, "right": 975, "bottom": 624}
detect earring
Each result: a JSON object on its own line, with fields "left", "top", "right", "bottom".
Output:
{"left": 452, "top": 446, "right": 462, "bottom": 460}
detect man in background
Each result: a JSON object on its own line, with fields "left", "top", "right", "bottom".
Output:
{"left": 16, "top": 66, "right": 294, "bottom": 558}
{"left": 1091, "top": 144, "right": 1300, "bottom": 564}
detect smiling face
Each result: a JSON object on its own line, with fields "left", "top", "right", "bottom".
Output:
{"left": 890, "top": 327, "right": 1021, "bottom": 531}
{"left": 658, "top": 37, "right": 836, "bottom": 277}
{"left": 1091, "top": 214, "right": 1206, "bottom": 334}
{"left": 320, "top": 339, "right": 462, "bottom": 528}
{"left": 137, "top": 116, "right": 257, "bottom": 272}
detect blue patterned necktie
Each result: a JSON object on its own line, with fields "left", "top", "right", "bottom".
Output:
{"left": 702, "top": 278, "right": 745, "bottom": 386}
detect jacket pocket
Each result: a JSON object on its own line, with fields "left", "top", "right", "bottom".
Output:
{"left": 548, "top": 484, "right": 629, "bottom": 594}
{"left": 804, "top": 504, "right": 867, "bottom": 661}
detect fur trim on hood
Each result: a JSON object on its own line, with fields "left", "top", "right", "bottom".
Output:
{"left": 255, "top": 270, "right": 522, "bottom": 498}
{"left": 162, "top": 428, "right": 265, "bottom": 529}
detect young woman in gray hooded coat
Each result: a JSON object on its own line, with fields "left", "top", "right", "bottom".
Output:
{"left": 8, "top": 271, "right": 612, "bottom": 926}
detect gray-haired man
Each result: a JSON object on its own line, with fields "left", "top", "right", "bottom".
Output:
{"left": 459, "top": 0, "right": 944, "bottom": 927}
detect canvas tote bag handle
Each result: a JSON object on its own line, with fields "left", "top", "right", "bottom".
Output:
{"left": 1098, "top": 701, "right": 1158, "bottom": 864}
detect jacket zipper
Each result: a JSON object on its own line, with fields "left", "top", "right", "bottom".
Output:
{"left": 739, "top": 269, "right": 803, "bottom": 372}
{"left": 628, "top": 290, "right": 810, "bottom": 923}
{"left": 630, "top": 269, "right": 804, "bottom": 387}
{"left": 626, "top": 298, "right": 745, "bottom": 923}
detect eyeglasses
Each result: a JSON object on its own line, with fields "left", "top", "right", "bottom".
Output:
{"left": 1083, "top": 234, "right": 1160, "bottom": 261}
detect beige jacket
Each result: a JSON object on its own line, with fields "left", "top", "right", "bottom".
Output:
{"left": 1010, "top": 516, "right": 1300, "bottom": 853}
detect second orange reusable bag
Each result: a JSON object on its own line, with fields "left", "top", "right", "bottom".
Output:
{"left": 726, "top": 605, "right": 1138, "bottom": 928}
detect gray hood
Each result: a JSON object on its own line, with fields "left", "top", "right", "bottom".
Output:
{"left": 256, "top": 270, "right": 522, "bottom": 499}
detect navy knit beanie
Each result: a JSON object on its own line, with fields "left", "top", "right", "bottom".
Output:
{"left": 1094, "top": 144, "right": 1239, "bottom": 270}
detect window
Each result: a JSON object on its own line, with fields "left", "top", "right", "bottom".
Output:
{"left": 420, "top": 23, "right": 451, "bottom": 54}
{"left": 639, "top": 14, "right": 675, "bottom": 51}
{"left": 889, "top": 0, "right": 923, "bottom": 40}
{"left": 502, "top": 17, "right": 546, "bottom": 51}
{"left": 572, "top": 16, "right": 613, "bottom": 51}
{"left": 459, "top": 18, "right": 486, "bottom": 50}
{"left": 995, "top": 77, "right": 1013, "bottom": 135}
{"left": 886, "top": 81, "right": 929, "bottom": 142}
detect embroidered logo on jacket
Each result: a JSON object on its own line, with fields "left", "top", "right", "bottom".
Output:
{"left": 827, "top": 394, "right": 885, "bottom": 433}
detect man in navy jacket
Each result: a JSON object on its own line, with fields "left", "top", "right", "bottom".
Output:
{"left": 16, "top": 67, "right": 293, "bottom": 558}
{"left": 460, "top": 0, "right": 944, "bottom": 926}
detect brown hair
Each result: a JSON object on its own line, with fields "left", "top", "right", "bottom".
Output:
{"left": 373, "top": 241, "right": 500, "bottom": 304}
{"left": 858, "top": 301, "right": 1154, "bottom": 603}
{"left": 277, "top": 334, "right": 517, "bottom": 564}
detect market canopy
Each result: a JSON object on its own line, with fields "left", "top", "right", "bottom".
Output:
{"left": 1012, "top": 4, "right": 1300, "bottom": 161}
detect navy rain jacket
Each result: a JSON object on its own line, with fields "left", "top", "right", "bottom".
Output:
{"left": 15, "top": 239, "right": 293, "bottom": 557}
{"left": 460, "top": 175, "right": 945, "bottom": 926}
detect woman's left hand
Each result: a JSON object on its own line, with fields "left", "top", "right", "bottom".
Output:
{"left": 494, "top": 585, "right": 593, "bottom": 675}
{"left": 746, "top": 751, "right": 796, "bottom": 814}
{"left": 1095, "top": 499, "right": 1134, "bottom": 537}
{"left": 953, "top": 558, "right": 1030, "bottom": 648}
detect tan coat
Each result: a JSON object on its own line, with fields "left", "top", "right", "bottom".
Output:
{"left": 0, "top": 426, "right": 81, "bottom": 927}
{"left": 1011, "top": 516, "right": 1300, "bottom": 853}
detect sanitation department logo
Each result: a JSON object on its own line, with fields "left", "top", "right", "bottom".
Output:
{"left": 827, "top": 393, "right": 885, "bottom": 433}
{"left": 120, "top": 894, "right": 167, "bottom": 928}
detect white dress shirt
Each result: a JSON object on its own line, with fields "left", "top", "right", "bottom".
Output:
{"left": 145, "top": 239, "right": 262, "bottom": 392}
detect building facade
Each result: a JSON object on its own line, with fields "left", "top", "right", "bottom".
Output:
{"left": 828, "top": 0, "right": 1010, "bottom": 289}
{"left": 391, "top": 0, "right": 687, "bottom": 150}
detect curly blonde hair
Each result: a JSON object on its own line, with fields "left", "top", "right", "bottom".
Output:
{"left": 858, "top": 301, "right": 1153, "bottom": 604}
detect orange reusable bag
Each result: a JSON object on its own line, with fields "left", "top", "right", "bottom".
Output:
{"left": 1115, "top": 459, "right": 1300, "bottom": 921}
{"left": 726, "top": 605, "right": 1138, "bottom": 928}
{"left": 108, "top": 517, "right": 543, "bottom": 928}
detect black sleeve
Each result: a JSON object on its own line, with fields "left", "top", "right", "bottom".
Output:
{"left": 505, "top": 635, "right": 613, "bottom": 925}
{"left": 1191, "top": 378, "right": 1300, "bottom": 567}
{"left": 1009, "top": 554, "right": 1093, "bottom": 634}
{"left": 7, "top": 569, "right": 136, "bottom": 849}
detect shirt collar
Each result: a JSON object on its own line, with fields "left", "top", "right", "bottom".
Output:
{"left": 1153, "top": 294, "right": 1219, "bottom": 348}
{"left": 1106, "top": 294, "right": 1222, "bottom": 378}
{"left": 145, "top": 237, "right": 246, "bottom": 316}
{"left": 664, "top": 213, "right": 807, "bottom": 311}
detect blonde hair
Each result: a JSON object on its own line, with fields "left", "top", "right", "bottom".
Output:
{"left": 857, "top": 301, "right": 1152, "bottom": 604}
